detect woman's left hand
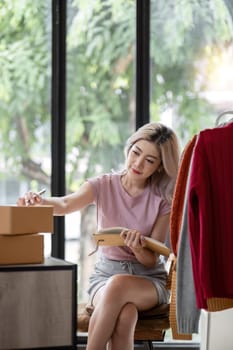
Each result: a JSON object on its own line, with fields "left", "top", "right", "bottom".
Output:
{"left": 120, "top": 229, "right": 157, "bottom": 267}
{"left": 120, "top": 229, "right": 146, "bottom": 251}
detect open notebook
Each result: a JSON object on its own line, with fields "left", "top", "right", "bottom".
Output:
{"left": 91, "top": 227, "right": 170, "bottom": 257}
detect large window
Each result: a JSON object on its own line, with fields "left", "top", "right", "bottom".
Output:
{"left": 0, "top": 0, "right": 52, "bottom": 254}
{"left": 66, "top": 0, "right": 136, "bottom": 301}
{"left": 150, "top": 0, "right": 233, "bottom": 146}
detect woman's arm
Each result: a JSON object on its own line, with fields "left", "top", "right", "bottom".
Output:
{"left": 17, "top": 181, "right": 95, "bottom": 216}
{"left": 150, "top": 213, "right": 170, "bottom": 243}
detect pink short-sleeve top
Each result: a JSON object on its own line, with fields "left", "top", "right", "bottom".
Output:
{"left": 87, "top": 173, "right": 170, "bottom": 261}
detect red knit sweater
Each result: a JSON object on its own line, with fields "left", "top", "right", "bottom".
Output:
{"left": 188, "top": 122, "right": 233, "bottom": 309}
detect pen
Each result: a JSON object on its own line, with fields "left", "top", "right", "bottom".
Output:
{"left": 37, "top": 188, "right": 46, "bottom": 196}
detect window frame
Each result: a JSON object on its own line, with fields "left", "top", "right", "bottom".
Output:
{"left": 51, "top": 0, "right": 150, "bottom": 257}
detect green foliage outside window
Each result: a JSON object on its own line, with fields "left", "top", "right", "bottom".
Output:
{"left": 0, "top": 0, "right": 233, "bottom": 190}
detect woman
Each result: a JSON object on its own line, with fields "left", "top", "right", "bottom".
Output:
{"left": 17, "top": 122, "right": 180, "bottom": 350}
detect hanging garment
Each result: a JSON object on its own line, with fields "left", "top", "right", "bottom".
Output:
{"left": 176, "top": 194, "right": 201, "bottom": 334}
{"left": 169, "top": 135, "right": 200, "bottom": 334}
{"left": 170, "top": 134, "right": 197, "bottom": 256}
{"left": 188, "top": 122, "right": 233, "bottom": 310}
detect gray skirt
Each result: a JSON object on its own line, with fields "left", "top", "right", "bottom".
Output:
{"left": 87, "top": 255, "right": 169, "bottom": 305}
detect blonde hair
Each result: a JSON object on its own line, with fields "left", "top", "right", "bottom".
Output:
{"left": 125, "top": 122, "right": 180, "bottom": 203}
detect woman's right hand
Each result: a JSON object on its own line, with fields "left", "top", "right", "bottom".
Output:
{"left": 17, "top": 191, "right": 44, "bottom": 206}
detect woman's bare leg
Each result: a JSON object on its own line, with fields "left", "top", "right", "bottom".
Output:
{"left": 86, "top": 274, "right": 159, "bottom": 350}
{"left": 107, "top": 302, "right": 138, "bottom": 350}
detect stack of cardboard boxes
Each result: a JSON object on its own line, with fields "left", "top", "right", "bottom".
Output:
{"left": 0, "top": 205, "right": 53, "bottom": 265}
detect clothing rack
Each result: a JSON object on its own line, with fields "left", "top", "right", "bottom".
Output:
{"left": 215, "top": 110, "right": 233, "bottom": 126}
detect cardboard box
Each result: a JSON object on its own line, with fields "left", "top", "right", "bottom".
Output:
{"left": 0, "top": 205, "right": 53, "bottom": 234}
{"left": 0, "top": 234, "right": 44, "bottom": 265}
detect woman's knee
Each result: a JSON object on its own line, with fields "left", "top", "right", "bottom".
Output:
{"left": 104, "top": 274, "right": 130, "bottom": 300}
